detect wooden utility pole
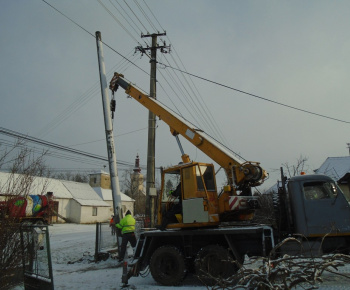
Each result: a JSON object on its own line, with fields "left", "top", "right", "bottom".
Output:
{"left": 137, "top": 32, "right": 170, "bottom": 227}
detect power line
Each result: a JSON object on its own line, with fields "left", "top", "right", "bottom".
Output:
{"left": 142, "top": 0, "right": 165, "bottom": 32}
{"left": 41, "top": 0, "right": 149, "bottom": 76}
{"left": 157, "top": 54, "right": 221, "bottom": 141}
{"left": 0, "top": 128, "right": 157, "bottom": 169}
{"left": 133, "top": 0, "right": 158, "bottom": 32}
{"left": 67, "top": 127, "right": 148, "bottom": 147}
{"left": 164, "top": 44, "right": 232, "bottom": 147}
{"left": 0, "top": 138, "right": 106, "bottom": 167}
{"left": 108, "top": 0, "right": 141, "bottom": 37}
{"left": 129, "top": 2, "right": 231, "bottom": 147}
{"left": 122, "top": 0, "right": 149, "bottom": 33}
{"left": 158, "top": 62, "right": 350, "bottom": 125}
{"left": 36, "top": 52, "right": 136, "bottom": 138}
{"left": 136, "top": 1, "right": 231, "bottom": 147}
{"left": 39, "top": 1, "right": 241, "bottom": 167}
{"left": 41, "top": 0, "right": 350, "bottom": 147}
{"left": 98, "top": 0, "right": 140, "bottom": 43}
{"left": 0, "top": 127, "right": 107, "bottom": 161}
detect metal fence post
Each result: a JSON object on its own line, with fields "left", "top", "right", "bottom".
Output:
{"left": 95, "top": 223, "right": 100, "bottom": 261}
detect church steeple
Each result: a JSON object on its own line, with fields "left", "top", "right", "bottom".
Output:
{"left": 133, "top": 154, "right": 141, "bottom": 174}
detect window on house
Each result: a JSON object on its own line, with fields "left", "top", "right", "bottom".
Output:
{"left": 94, "top": 177, "right": 97, "bottom": 184}
{"left": 92, "top": 207, "right": 98, "bottom": 216}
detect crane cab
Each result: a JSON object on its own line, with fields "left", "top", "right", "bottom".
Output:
{"left": 158, "top": 162, "right": 220, "bottom": 229}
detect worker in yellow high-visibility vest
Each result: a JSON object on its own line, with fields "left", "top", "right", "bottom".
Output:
{"left": 116, "top": 210, "right": 136, "bottom": 262}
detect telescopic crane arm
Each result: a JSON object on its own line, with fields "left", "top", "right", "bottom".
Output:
{"left": 109, "top": 73, "right": 267, "bottom": 192}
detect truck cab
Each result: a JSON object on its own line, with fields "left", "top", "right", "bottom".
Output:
{"left": 288, "top": 174, "right": 350, "bottom": 237}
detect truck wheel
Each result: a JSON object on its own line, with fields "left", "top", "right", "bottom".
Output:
{"left": 195, "top": 245, "right": 236, "bottom": 285}
{"left": 150, "top": 245, "right": 187, "bottom": 286}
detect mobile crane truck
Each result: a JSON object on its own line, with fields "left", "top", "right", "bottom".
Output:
{"left": 109, "top": 73, "right": 350, "bottom": 286}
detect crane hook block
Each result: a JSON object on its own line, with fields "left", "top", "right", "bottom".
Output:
{"left": 109, "top": 73, "right": 124, "bottom": 92}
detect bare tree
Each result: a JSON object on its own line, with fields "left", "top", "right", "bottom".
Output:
{"left": 199, "top": 237, "right": 350, "bottom": 289}
{"left": 49, "top": 171, "right": 89, "bottom": 183}
{"left": 257, "top": 155, "right": 310, "bottom": 227}
{"left": 121, "top": 169, "right": 146, "bottom": 215}
{"left": 0, "top": 140, "right": 49, "bottom": 288}
{"left": 281, "top": 155, "right": 309, "bottom": 178}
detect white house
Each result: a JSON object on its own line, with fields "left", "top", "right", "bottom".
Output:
{"left": 89, "top": 170, "right": 135, "bottom": 216}
{"left": 93, "top": 186, "right": 134, "bottom": 216}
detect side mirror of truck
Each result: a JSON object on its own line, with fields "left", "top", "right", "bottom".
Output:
{"left": 331, "top": 184, "right": 339, "bottom": 205}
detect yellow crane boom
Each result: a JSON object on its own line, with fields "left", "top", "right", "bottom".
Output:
{"left": 109, "top": 73, "right": 267, "bottom": 194}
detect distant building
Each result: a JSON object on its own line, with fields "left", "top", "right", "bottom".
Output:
{"left": 315, "top": 156, "right": 350, "bottom": 201}
{"left": 90, "top": 155, "right": 146, "bottom": 216}
{"left": 90, "top": 170, "right": 135, "bottom": 216}
{"left": 129, "top": 154, "right": 146, "bottom": 215}
{"left": 0, "top": 172, "right": 110, "bottom": 223}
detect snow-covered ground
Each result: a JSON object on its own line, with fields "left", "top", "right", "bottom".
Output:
{"left": 49, "top": 223, "right": 206, "bottom": 290}
{"left": 15, "top": 223, "right": 350, "bottom": 289}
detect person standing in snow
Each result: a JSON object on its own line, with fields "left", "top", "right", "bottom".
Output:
{"left": 109, "top": 215, "right": 116, "bottom": 235}
{"left": 116, "top": 210, "right": 136, "bottom": 262}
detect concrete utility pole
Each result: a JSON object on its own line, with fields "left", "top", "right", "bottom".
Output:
{"left": 95, "top": 31, "right": 123, "bottom": 222}
{"left": 137, "top": 32, "right": 170, "bottom": 227}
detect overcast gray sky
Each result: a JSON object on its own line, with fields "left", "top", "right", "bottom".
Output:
{"left": 1, "top": 0, "right": 350, "bottom": 190}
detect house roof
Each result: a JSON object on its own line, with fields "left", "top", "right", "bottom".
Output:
{"left": 89, "top": 170, "right": 109, "bottom": 175}
{"left": 263, "top": 156, "right": 350, "bottom": 193}
{"left": 92, "top": 187, "right": 134, "bottom": 202}
{"left": 315, "top": 156, "right": 350, "bottom": 182}
{"left": 0, "top": 172, "right": 72, "bottom": 198}
{"left": 62, "top": 181, "right": 109, "bottom": 207}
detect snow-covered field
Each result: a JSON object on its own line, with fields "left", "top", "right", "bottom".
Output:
{"left": 15, "top": 223, "right": 350, "bottom": 289}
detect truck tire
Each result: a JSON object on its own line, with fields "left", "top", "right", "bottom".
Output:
{"left": 195, "top": 245, "right": 236, "bottom": 286}
{"left": 149, "top": 245, "right": 187, "bottom": 286}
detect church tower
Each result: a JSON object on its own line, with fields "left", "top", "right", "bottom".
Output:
{"left": 130, "top": 154, "right": 146, "bottom": 214}
{"left": 131, "top": 154, "right": 144, "bottom": 191}
{"left": 89, "top": 170, "right": 111, "bottom": 189}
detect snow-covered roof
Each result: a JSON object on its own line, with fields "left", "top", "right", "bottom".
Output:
{"left": 0, "top": 172, "right": 110, "bottom": 207}
{"left": 62, "top": 181, "right": 109, "bottom": 207}
{"left": 0, "top": 172, "right": 72, "bottom": 198}
{"left": 92, "top": 187, "right": 134, "bottom": 202}
{"left": 89, "top": 170, "right": 109, "bottom": 175}
{"left": 315, "top": 156, "right": 350, "bottom": 182}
